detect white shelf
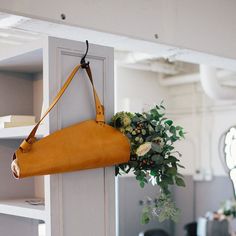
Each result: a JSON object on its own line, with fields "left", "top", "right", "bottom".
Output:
{"left": 0, "top": 124, "right": 47, "bottom": 139}
{"left": 0, "top": 199, "right": 45, "bottom": 221}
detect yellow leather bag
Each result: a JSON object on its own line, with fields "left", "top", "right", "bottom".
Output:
{"left": 11, "top": 64, "right": 130, "bottom": 178}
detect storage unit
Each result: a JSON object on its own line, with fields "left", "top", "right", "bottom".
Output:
{"left": 0, "top": 37, "right": 115, "bottom": 236}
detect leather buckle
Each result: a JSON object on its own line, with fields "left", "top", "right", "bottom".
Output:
{"left": 20, "top": 137, "right": 36, "bottom": 153}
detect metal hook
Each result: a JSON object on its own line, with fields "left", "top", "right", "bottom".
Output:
{"left": 80, "top": 40, "right": 90, "bottom": 69}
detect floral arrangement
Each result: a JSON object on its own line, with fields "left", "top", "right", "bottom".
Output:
{"left": 111, "top": 103, "right": 185, "bottom": 223}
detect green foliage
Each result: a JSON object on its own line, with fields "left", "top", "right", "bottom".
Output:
{"left": 110, "top": 103, "right": 185, "bottom": 224}
{"left": 141, "top": 194, "right": 181, "bottom": 224}
{"left": 175, "top": 177, "right": 186, "bottom": 187}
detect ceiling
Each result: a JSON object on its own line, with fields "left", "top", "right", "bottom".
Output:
{"left": 0, "top": 12, "right": 235, "bottom": 80}
{"left": 0, "top": 13, "right": 42, "bottom": 46}
{"left": 0, "top": 12, "right": 198, "bottom": 76}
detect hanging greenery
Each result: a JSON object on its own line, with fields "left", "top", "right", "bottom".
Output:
{"left": 110, "top": 103, "right": 186, "bottom": 224}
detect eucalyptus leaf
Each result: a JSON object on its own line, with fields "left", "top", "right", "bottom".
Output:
{"left": 151, "top": 120, "right": 157, "bottom": 126}
{"left": 166, "top": 167, "right": 177, "bottom": 175}
{"left": 179, "top": 130, "right": 185, "bottom": 138}
{"left": 150, "top": 169, "right": 158, "bottom": 176}
{"left": 140, "top": 181, "right": 145, "bottom": 188}
{"left": 151, "top": 154, "right": 159, "bottom": 161}
{"left": 175, "top": 177, "right": 186, "bottom": 187}
{"left": 141, "top": 209, "right": 151, "bottom": 224}
{"left": 159, "top": 117, "right": 168, "bottom": 122}
{"left": 170, "top": 136, "right": 178, "bottom": 142}
{"left": 151, "top": 143, "right": 162, "bottom": 153}
{"left": 156, "top": 124, "right": 163, "bottom": 132}
{"left": 163, "top": 175, "right": 174, "bottom": 185}
{"left": 148, "top": 125, "right": 155, "bottom": 133}
{"left": 168, "top": 156, "right": 179, "bottom": 163}
{"left": 170, "top": 126, "right": 176, "bottom": 134}
{"left": 177, "top": 163, "right": 185, "bottom": 169}
{"left": 165, "top": 120, "right": 173, "bottom": 126}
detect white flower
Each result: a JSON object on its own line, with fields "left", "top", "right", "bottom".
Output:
{"left": 136, "top": 142, "right": 152, "bottom": 156}
{"left": 123, "top": 116, "right": 131, "bottom": 127}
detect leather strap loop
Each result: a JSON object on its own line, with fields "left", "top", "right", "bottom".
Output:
{"left": 85, "top": 66, "right": 105, "bottom": 122}
{"left": 21, "top": 64, "right": 104, "bottom": 151}
{"left": 20, "top": 137, "right": 36, "bottom": 152}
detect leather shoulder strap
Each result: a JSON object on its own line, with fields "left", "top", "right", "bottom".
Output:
{"left": 20, "top": 64, "right": 104, "bottom": 151}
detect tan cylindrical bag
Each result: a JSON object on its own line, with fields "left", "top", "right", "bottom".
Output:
{"left": 11, "top": 64, "right": 130, "bottom": 178}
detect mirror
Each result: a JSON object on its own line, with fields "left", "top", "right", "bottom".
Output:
{"left": 225, "top": 127, "right": 236, "bottom": 197}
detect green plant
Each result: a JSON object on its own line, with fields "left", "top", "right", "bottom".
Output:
{"left": 111, "top": 103, "right": 185, "bottom": 223}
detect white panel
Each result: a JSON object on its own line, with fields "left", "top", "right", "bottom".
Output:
{"left": 62, "top": 169, "right": 105, "bottom": 236}
{"left": 59, "top": 52, "right": 104, "bottom": 126}
{"left": 57, "top": 50, "right": 106, "bottom": 235}
{"left": 46, "top": 37, "right": 114, "bottom": 236}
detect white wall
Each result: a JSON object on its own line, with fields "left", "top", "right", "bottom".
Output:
{"left": 167, "top": 83, "right": 236, "bottom": 177}
{"left": 116, "top": 67, "right": 236, "bottom": 177}
{"left": 115, "top": 66, "right": 169, "bottom": 113}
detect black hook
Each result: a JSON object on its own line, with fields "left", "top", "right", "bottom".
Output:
{"left": 80, "top": 40, "right": 90, "bottom": 69}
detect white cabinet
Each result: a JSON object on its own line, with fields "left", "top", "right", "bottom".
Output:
{"left": 0, "top": 37, "right": 115, "bottom": 236}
